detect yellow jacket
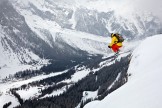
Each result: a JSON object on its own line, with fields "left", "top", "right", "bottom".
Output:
{"left": 109, "top": 36, "right": 122, "bottom": 47}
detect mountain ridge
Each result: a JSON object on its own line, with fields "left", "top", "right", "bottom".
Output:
{"left": 0, "top": 0, "right": 162, "bottom": 107}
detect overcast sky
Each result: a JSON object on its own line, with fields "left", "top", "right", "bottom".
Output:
{"left": 133, "top": 0, "right": 162, "bottom": 19}
{"left": 74, "top": 0, "right": 162, "bottom": 21}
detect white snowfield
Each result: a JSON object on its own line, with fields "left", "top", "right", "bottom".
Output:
{"left": 84, "top": 34, "right": 162, "bottom": 108}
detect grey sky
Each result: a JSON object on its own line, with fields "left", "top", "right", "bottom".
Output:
{"left": 74, "top": 0, "right": 162, "bottom": 21}
{"left": 133, "top": 0, "right": 162, "bottom": 19}
{"left": 0, "top": 0, "right": 6, "bottom": 4}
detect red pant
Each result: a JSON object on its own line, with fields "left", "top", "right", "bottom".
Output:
{"left": 111, "top": 44, "right": 121, "bottom": 52}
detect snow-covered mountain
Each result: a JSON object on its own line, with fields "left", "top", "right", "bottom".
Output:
{"left": 0, "top": 0, "right": 108, "bottom": 79}
{"left": 1, "top": 0, "right": 161, "bottom": 77}
{"left": 0, "top": 0, "right": 112, "bottom": 78}
{"left": 11, "top": 0, "right": 162, "bottom": 38}
{"left": 0, "top": 0, "right": 162, "bottom": 107}
{"left": 84, "top": 34, "right": 162, "bottom": 108}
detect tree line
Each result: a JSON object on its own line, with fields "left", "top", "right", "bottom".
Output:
{"left": 14, "top": 55, "right": 131, "bottom": 108}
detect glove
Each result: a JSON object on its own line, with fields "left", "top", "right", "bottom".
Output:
{"left": 108, "top": 46, "right": 111, "bottom": 48}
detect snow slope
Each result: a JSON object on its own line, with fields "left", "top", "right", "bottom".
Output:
{"left": 0, "top": 25, "right": 47, "bottom": 79}
{"left": 84, "top": 34, "right": 162, "bottom": 108}
{"left": 11, "top": 0, "right": 110, "bottom": 55}
{"left": 57, "top": 29, "right": 109, "bottom": 55}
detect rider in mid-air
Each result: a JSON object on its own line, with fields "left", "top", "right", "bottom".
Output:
{"left": 108, "top": 33, "right": 123, "bottom": 55}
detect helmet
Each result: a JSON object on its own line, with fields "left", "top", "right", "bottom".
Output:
{"left": 111, "top": 33, "right": 116, "bottom": 37}
{"left": 111, "top": 33, "right": 114, "bottom": 37}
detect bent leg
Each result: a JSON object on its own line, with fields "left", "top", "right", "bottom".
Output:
{"left": 112, "top": 44, "right": 121, "bottom": 52}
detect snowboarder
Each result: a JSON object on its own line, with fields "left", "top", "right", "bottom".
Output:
{"left": 108, "top": 33, "right": 124, "bottom": 55}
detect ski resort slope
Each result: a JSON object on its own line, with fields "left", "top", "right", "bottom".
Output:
{"left": 84, "top": 34, "right": 162, "bottom": 108}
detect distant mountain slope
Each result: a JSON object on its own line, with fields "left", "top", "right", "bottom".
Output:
{"left": 0, "top": 0, "right": 109, "bottom": 79}
{"left": 0, "top": 0, "right": 161, "bottom": 70}
{"left": 11, "top": 0, "right": 162, "bottom": 39}
{"left": 84, "top": 34, "right": 162, "bottom": 108}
